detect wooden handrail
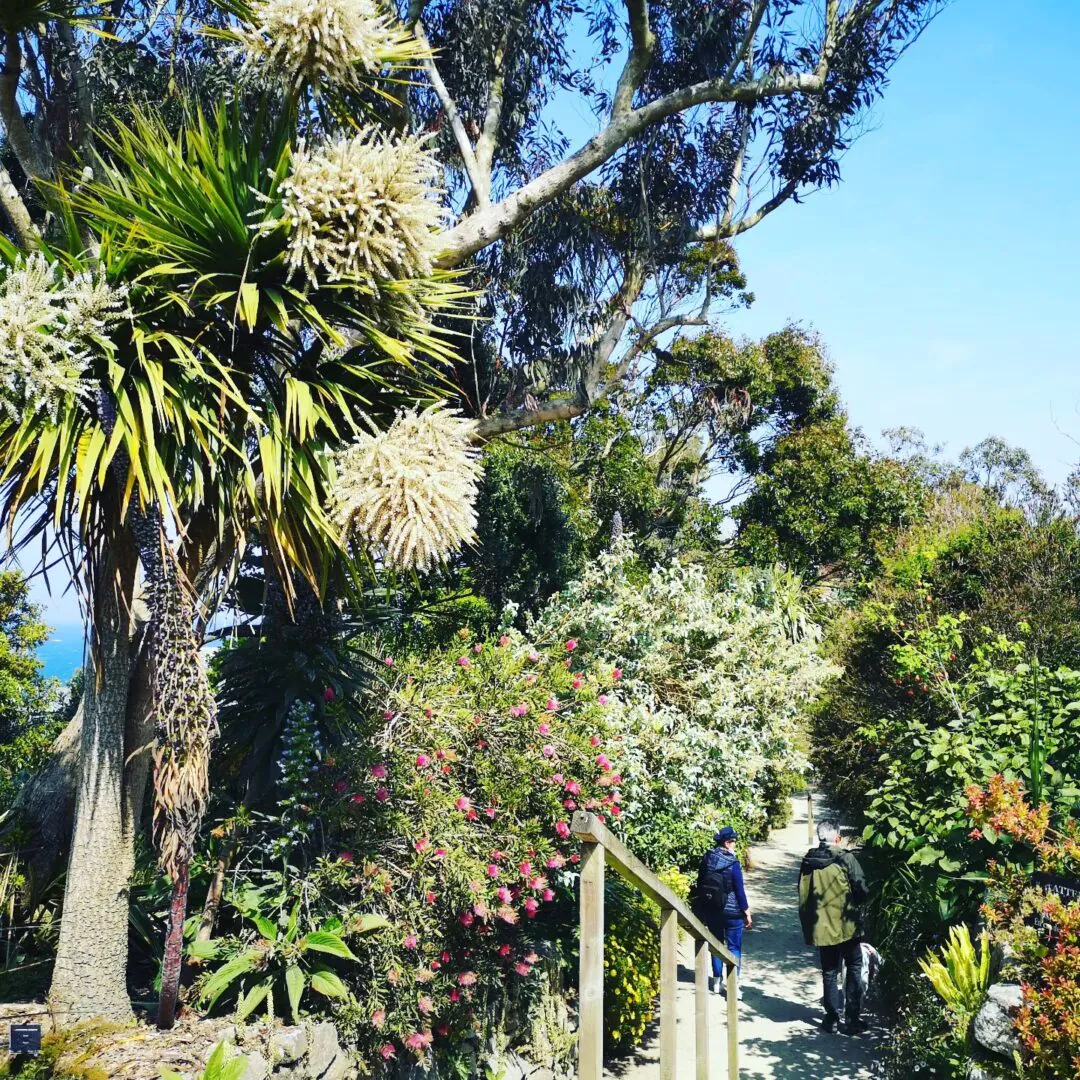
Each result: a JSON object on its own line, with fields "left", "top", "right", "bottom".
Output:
{"left": 571, "top": 811, "right": 741, "bottom": 1080}
{"left": 571, "top": 812, "right": 739, "bottom": 966}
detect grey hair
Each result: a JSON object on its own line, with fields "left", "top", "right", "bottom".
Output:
{"left": 817, "top": 819, "right": 841, "bottom": 842}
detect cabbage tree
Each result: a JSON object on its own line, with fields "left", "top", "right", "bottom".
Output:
{"left": 0, "top": 16, "right": 478, "bottom": 1023}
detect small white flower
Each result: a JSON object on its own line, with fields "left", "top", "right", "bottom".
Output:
{"left": 234, "top": 0, "right": 417, "bottom": 93}
{"left": 277, "top": 127, "right": 444, "bottom": 287}
{"left": 330, "top": 403, "right": 481, "bottom": 572}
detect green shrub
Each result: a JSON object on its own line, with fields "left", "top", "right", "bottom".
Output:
{"left": 880, "top": 977, "right": 967, "bottom": 1080}
{"left": 203, "top": 625, "right": 617, "bottom": 1065}
{"left": 603, "top": 878, "right": 660, "bottom": 1052}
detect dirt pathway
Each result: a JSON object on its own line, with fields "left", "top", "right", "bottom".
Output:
{"left": 605, "top": 796, "right": 883, "bottom": 1080}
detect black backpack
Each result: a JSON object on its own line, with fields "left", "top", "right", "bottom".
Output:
{"left": 692, "top": 855, "right": 731, "bottom": 917}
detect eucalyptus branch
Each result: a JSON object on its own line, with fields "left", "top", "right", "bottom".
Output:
{"left": 436, "top": 66, "right": 825, "bottom": 265}
{"left": 720, "top": 0, "right": 767, "bottom": 86}
{"left": 611, "top": 0, "right": 656, "bottom": 118}
{"left": 413, "top": 20, "right": 488, "bottom": 208}
{"left": 697, "top": 172, "right": 804, "bottom": 242}
{"left": 473, "top": 20, "right": 514, "bottom": 203}
{"left": 473, "top": 395, "right": 589, "bottom": 438}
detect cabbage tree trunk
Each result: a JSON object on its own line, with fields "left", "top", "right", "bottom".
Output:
{"left": 49, "top": 540, "right": 139, "bottom": 1023}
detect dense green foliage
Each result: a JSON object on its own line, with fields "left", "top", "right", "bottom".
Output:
{"left": 0, "top": 572, "right": 62, "bottom": 812}
{"left": 812, "top": 471, "right": 1080, "bottom": 1077}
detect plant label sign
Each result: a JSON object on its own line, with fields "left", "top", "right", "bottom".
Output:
{"left": 8, "top": 1024, "right": 42, "bottom": 1055}
{"left": 1033, "top": 871, "right": 1080, "bottom": 907}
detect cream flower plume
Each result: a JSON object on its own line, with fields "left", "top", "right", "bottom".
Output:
{"left": 330, "top": 404, "right": 481, "bottom": 572}
{"left": 234, "top": 0, "right": 420, "bottom": 93}
{"left": 0, "top": 254, "right": 126, "bottom": 418}
{"left": 277, "top": 127, "right": 444, "bottom": 287}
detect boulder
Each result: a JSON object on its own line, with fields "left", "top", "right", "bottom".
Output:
{"left": 237, "top": 1051, "right": 270, "bottom": 1080}
{"left": 973, "top": 983, "right": 1024, "bottom": 1060}
{"left": 270, "top": 1027, "right": 308, "bottom": 1066}
{"left": 307, "top": 1022, "right": 349, "bottom": 1080}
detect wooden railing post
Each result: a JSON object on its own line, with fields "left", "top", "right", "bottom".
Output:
{"left": 570, "top": 811, "right": 742, "bottom": 1080}
{"left": 579, "top": 840, "right": 605, "bottom": 1080}
{"left": 694, "top": 939, "right": 710, "bottom": 1080}
{"left": 659, "top": 905, "right": 678, "bottom": 1080}
{"left": 726, "top": 964, "right": 739, "bottom": 1078}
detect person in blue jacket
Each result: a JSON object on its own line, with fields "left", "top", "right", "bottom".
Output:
{"left": 693, "top": 825, "right": 752, "bottom": 996}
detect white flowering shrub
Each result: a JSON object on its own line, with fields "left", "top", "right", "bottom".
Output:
{"left": 232, "top": 0, "right": 419, "bottom": 94}
{"left": 0, "top": 254, "right": 127, "bottom": 418}
{"left": 529, "top": 541, "right": 840, "bottom": 866}
{"left": 277, "top": 128, "right": 444, "bottom": 287}
{"left": 330, "top": 403, "right": 481, "bottom": 572}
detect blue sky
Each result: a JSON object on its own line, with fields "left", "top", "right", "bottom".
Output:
{"left": 25, "top": 0, "right": 1080, "bottom": 628}
{"left": 721, "top": 0, "right": 1080, "bottom": 485}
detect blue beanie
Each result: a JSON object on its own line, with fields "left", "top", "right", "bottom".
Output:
{"left": 715, "top": 826, "right": 737, "bottom": 844}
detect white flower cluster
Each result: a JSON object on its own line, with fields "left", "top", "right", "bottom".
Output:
{"left": 278, "top": 128, "right": 444, "bottom": 286}
{"left": 0, "top": 254, "right": 127, "bottom": 418}
{"left": 235, "top": 0, "right": 414, "bottom": 92}
{"left": 530, "top": 541, "right": 840, "bottom": 837}
{"left": 330, "top": 403, "right": 481, "bottom": 572}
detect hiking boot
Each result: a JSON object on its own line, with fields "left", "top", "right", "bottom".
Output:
{"left": 843, "top": 1017, "right": 869, "bottom": 1036}
{"left": 708, "top": 977, "right": 722, "bottom": 995}
{"left": 820, "top": 1017, "right": 838, "bottom": 1034}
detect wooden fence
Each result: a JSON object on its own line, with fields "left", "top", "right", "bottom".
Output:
{"left": 571, "top": 811, "right": 742, "bottom": 1080}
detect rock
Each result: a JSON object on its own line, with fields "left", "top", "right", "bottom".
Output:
{"left": 308, "top": 1022, "right": 349, "bottom": 1080}
{"left": 973, "top": 983, "right": 1024, "bottom": 1060}
{"left": 271, "top": 1027, "right": 308, "bottom": 1065}
{"left": 237, "top": 1051, "right": 270, "bottom": 1080}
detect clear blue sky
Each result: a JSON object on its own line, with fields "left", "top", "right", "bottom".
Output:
{"left": 24, "top": 0, "right": 1080, "bottom": 629}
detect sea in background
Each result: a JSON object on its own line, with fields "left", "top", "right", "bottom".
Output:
{"left": 38, "top": 624, "right": 87, "bottom": 683}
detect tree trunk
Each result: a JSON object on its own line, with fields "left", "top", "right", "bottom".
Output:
{"left": 49, "top": 540, "right": 139, "bottom": 1023}
{"left": 11, "top": 708, "right": 81, "bottom": 907}
{"left": 13, "top": 599, "right": 153, "bottom": 911}
{"left": 156, "top": 864, "right": 188, "bottom": 1029}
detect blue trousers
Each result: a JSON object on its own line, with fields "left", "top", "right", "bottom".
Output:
{"left": 711, "top": 916, "right": 744, "bottom": 979}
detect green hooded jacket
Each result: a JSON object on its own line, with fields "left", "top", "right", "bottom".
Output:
{"left": 797, "top": 842, "right": 868, "bottom": 947}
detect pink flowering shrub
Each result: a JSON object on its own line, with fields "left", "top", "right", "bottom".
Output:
{"left": 220, "top": 625, "right": 623, "bottom": 1065}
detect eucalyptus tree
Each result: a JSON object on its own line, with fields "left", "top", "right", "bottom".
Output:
{"left": 0, "top": 0, "right": 950, "bottom": 1025}
{"left": 407, "top": 0, "right": 950, "bottom": 434}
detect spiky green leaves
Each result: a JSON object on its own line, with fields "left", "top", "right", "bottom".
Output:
{"left": 330, "top": 404, "right": 481, "bottom": 573}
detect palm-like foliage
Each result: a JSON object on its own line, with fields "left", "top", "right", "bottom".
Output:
{"left": 0, "top": 70, "right": 466, "bottom": 1025}
{"left": 0, "top": 101, "right": 463, "bottom": 585}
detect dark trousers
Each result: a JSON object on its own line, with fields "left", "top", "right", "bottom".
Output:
{"left": 711, "top": 916, "right": 744, "bottom": 979}
{"left": 818, "top": 939, "right": 863, "bottom": 1021}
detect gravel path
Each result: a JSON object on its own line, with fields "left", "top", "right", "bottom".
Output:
{"left": 605, "top": 796, "right": 883, "bottom": 1080}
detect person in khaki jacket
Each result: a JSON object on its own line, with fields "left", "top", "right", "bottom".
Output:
{"left": 798, "top": 819, "right": 869, "bottom": 1034}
